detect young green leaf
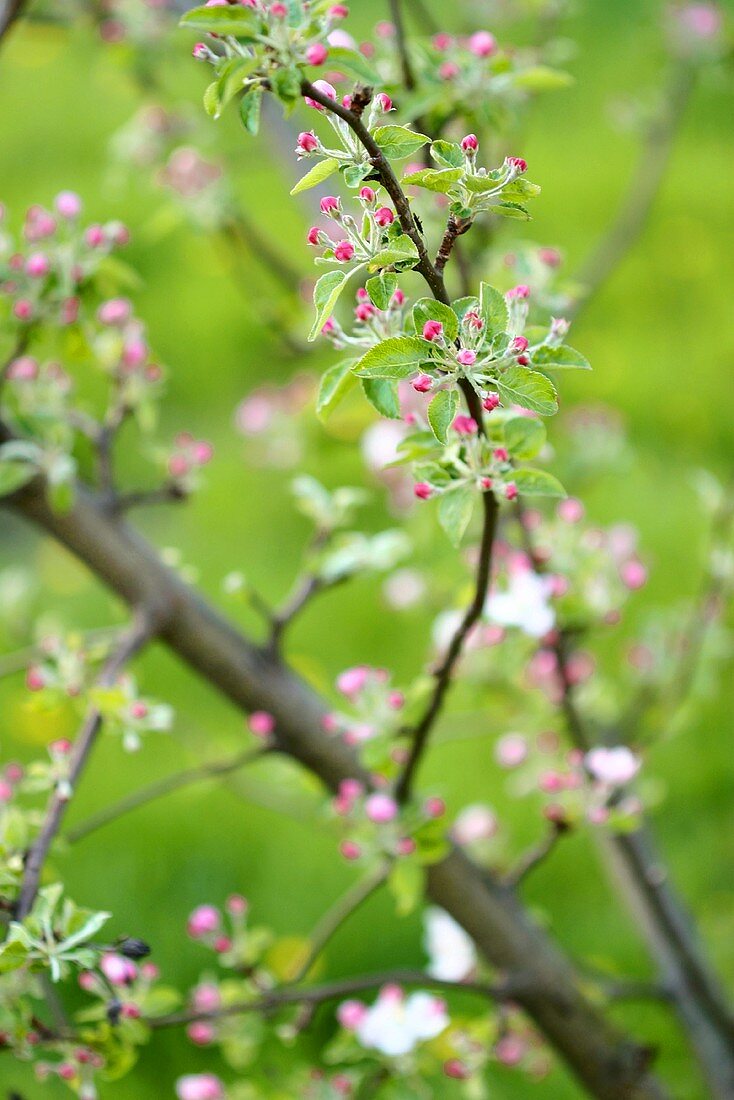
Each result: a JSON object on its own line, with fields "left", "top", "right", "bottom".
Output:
{"left": 513, "top": 468, "right": 567, "bottom": 498}
{"left": 361, "top": 378, "right": 401, "bottom": 419}
{"left": 479, "top": 282, "right": 509, "bottom": 337}
{"left": 354, "top": 336, "right": 428, "bottom": 379}
{"left": 401, "top": 167, "right": 463, "bottom": 194}
{"left": 316, "top": 358, "right": 359, "bottom": 421}
{"left": 510, "top": 66, "right": 574, "bottom": 91}
{"left": 427, "top": 389, "right": 459, "bottom": 443}
{"left": 309, "top": 269, "right": 352, "bottom": 342}
{"left": 372, "top": 125, "right": 430, "bottom": 160}
{"left": 365, "top": 272, "right": 397, "bottom": 310}
{"left": 388, "top": 859, "right": 424, "bottom": 917}
{"left": 496, "top": 366, "right": 558, "bottom": 415}
{"left": 504, "top": 416, "right": 547, "bottom": 460}
{"left": 203, "top": 80, "right": 222, "bottom": 120}
{"left": 367, "top": 235, "right": 419, "bottom": 271}
{"left": 430, "top": 140, "right": 464, "bottom": 169}
{"left": 492, "top": 201, "right": 531, "bottom": 220}
{"left": 239, "top": 86, "right": 263, "bottom": 134}
{"left": 290, "top": 157, "right": 340, "bottom": 195}
{"left": 180, "top": 6, "right": 261, "bottom": 35}
{"left": 532, "top": 344, "right": 591, "bottom": 370}
{"left": 0, "top": 461, "right": 35, "bottom": 498}
{"left": 438, "top": 485, "right": 476, "bottom": 547}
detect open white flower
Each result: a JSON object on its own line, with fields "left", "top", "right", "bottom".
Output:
{"left": 424, "top": 907, "right": 477, "bottom": 981}
{"left": 353, "top": 984, "right": 449, "bottom": 1056}
{"left": 586, "top": 746, "right": 640, "bottom": 786}
{"left": 486, "top": 567, "right": 555, "bottom": 638}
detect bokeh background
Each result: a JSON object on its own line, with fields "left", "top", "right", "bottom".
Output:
{"left": 1, "top": 0, "right": 733, "bottom": 1096}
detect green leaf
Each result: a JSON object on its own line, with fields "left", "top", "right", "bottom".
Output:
{"left": 0, "top": 461, "right": 35, "bottom": 497}
{"left": 427, "top": 389, "right": 458, "bottom": 443}
{"left": 361, "top": 378, "right": 401, "bottom": 419}
{"left": 372, "top": 125, "right": 430, "bottom": 160}
{"left": 290, "top": 157, "right": 340, "bottom": 195}
{"left": 316, "top": 358, "right": 358, "bottom": 420}
{"left": 511, "top": 66, "right": 574, "bottom": 92}
{"left": 532, "top": 344, "right": 591, "bottom": 370}
{"left": 271, "top": 65, "right": 302, "bottom": 106}
{"left": 309, "top": 268, "right": 352, "bottom": 342}
{"left": 325, "top": 45, "right": 381, "bottom": 84}
{"left": 492, "top": 201, "right": 531, "bottom": 220}
{"left": 412, "top": 298, "right": 458, "bottom": 342}
{"left": 217, "top": 57, "right": 259, "bottom": 110}
{"left": 203, "top": 80, "right": 221, "bottom": 120}
{"left": 513, "top": 467, "right": 567, "bottom": 498}
{"left": 504, "top": 416, "right": 546, "bottom": 460}
{"left": 463, "top": 174, "right": 505, "bottom": 194}
{"left": 388, "top": 859, "right": 424, "bottom": 917}
{"left": 367, "top": 235, "right": 419, "bottom": 272}
{"left": 438, "top": 485, "right": 475, "bottom": 546}
{"left": 342, "top": 162, "right": 371, "bottom": 188}
{"left": 179, "top": 5, "right": 261, "bottom": 36}
{"left": 402, "top": 167, "right": 462, "bottom": 194}
{"left": 239, "top": 86, "right": 263, "bottom": 134}
{"left": 430, "top": 140, "right": 464, "bottom": 168}
{"left": 479, "top": 282, "right": 509, "bottom": 337}
{"left": 354, "top": 336, "right": 428, "bottom": 379}
{"left": 501, "top": 179, "right": 542, "bottom": 202}
{"left": 365, "top": 271, "right": 397, "bottom": 310}
{"left": 496, "top": 366, "right": 558, "bottom": 415}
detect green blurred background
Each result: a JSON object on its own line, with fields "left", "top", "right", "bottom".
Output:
{"left": 1, "top": 0, "right": 733, "bottom": 1096}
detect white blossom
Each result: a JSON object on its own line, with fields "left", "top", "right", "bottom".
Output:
{"left": 424, "top": 907, "right": 477, "bottom": 981}
{"left": 354, "top": 985, "right": 449, "bottom": 1056}
{"left": 485, "top": 568, "right": 555, "bottom": 638}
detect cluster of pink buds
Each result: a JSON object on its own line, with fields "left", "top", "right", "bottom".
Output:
{"left": 176, "top": 1074, "right": 225, "bottom": 1100}
{"left": 320, "top": 664, "right": 405, "bottom": 748}
{"left": 0, "top": 194, "right": 128, "bottom": 330}
{"left": 167, "top": 433, "right": 214, "bottom": 485}
{"left": 186, "top": 894, "right": 250, "bottom": 963}
{"left": 428, "top": 26, "right": 500, "bottom": 82}
{"left": 35, "top": 1047, "right": 105, "bottom": 1093}
{"left": 306, "top": 187, "right": 398, "bottom": 268}
{"left": 333, "top": 775, "right": 445, "bottom": 863}
{"left": 322, "top": 285, "right": 407, "bottom": 349}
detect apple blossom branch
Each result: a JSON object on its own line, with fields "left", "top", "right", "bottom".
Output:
{"left": 388, "top": 0, "right": 416, "bottom": 92}
{"left": 514, "top": 501, "right": 734, "bottom": 1098}
{"left": 15, "top": 610, "right": 154, "bottom": 919}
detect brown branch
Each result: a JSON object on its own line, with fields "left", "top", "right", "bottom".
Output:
{"left": 0, "top": 0, "right": 26, "bottom": 48}
{"left": 15, "top": 611, "right": 154, "bottom": 919}
{"left": 66, "top": 745, "right": 271, "bottom": 845}
{"left": 434, "top": 214, "right": 472, "bottom": 276}
{"left": 1, "top": 454, "right": 666, "bottom": 1098}
{"left": 388, "top": 0, "right": 416, "bottom": 91}
{"left": 505, "top": 822, "right": 569, "bottom": 888}
{"left": 515, "top": 503, "right": 734, "bottom": 1098}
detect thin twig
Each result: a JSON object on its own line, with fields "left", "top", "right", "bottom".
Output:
{"left": 388, "top": 0, "right": 416, "bottom": 91}
{"left": 150, "top": 968, "right": 513, "bottom": 1031}
{"left": 15, "top": 611, "right": 154, "bottom": 918}
{"left": 504, "top": 822, "right": 568, "bottom": 888}
{"left": 66, "top": 746, "right": 271, "bottom": 845}
{"left": 292, "top": 862, "right": 389, "bottom": 983}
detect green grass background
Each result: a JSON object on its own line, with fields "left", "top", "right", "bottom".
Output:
{"left": 0, "top": 0, "right": 732, "bottom": 1096}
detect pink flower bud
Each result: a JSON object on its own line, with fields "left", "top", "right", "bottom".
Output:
{"left": 511, "top": 336, "right": 529, "bottom": 352}
{"left": 359, "top": 186, "right": 376, "bottom": 203}
{"left": 422, "top": 320, "right": 443, "bottom": 342}
{"left": 55, "top": 190, "right": 82, "bottom": 219}
{"left": 365, "top": 792, "right": 398, "bottom": 823}
{"left": 424, "top": 796, "right": 445, "bottom": 818}
{"left": 307, "top": 226, "right": 321, "bottom": 246}
{"left": 620, "top": 560, "right": 647, "bottom": 590}
{"left": 306, "top": 43, "right": 329, "bottom": 66}
{"left": 461, "top": 133, "right": 478, "bottom": 152}
{"left": 355, "top": 303, "right": 375, "bottom": 322}
{"left": 100, "top": 953, "right": 137, "bottom": 986}
{"left": 456, "top": 349, "right": 476, "bottom": 366}
{"left": 453, "top": 414, "right": 478, "bottom": 435}
{"left": 297, "top": 130, "right": 319, "bottom": 153}
{"left": 444, "top": 1059, "right": 471, "bottom": 1080}
{"left": 192, "top": 42, "right": 209, "bottom": 60}
{"left": 226, "top": 894, "right": 248, "bottom": 916}
{"left": 463, "top": 310, "right": 483, "bottom": 330}
{"left": 391, "top": 288, "right": 405, "bottom": 306}
{"left": 85, "top": 223, "right": 106, "bottom": 248}
{"left": 98, "top": 298, "right": 131, "bottom": 326}
{"left": 504, "top": 482, "right": 518, "bottom": 501}
{"left": 495, "top": 1034, "right": 526, "bottom": 1066}
{"left": 439, "top": 60, "right": 460, "bottom": 80}
{"left": 320, "top": 195, "right": 340, "bottom": 215}
{"left": 58, "top": 1064, "right": 76, "bottom": 1081}
{"left": 506, "top": 284, "right": 530, "bottom": 300}
{"left": 187, "top": 1022, "right": 215, "bottom": 1046}
{"left": 411, "top": 373, "right": 433, "bottom": 392}
{"left": 337, "top": 999, "right": 367, "bottom": 1029}
{"left": 213, "top": 934, "right": 231, "bottom": 953}
{"left": 249, "top": 710, "right": 275, "bottom": 737}
{"left": 339, "top": 839, "right": 362, "bottom": 861}
{"left": 26, "top": 667, "right": 45, "bottom": 691}
{"left": 270, "top": 1, "right": 288, "bottom": 14}
{"left": 305, "top": 79, "right": 337, "bottom": 109}
{"left": 505, "top": 156, "right": 528, "bottom": 174}
{"left": 483, "top": 392, "right": 500, "bottom": 411}
{"left": 329, "top": 4, "right": 350, "bottom": 17}
{"left": 336, "top": 665, "right": 370, "bottom": 697}
{"left": 26, "top": 253, "right": 50, "bottom": 277}
{"left": 192, "top": 982, "right": 221, "bottom": 1013}
{"left": 0, "top": 781, "right": 13, "bottom": 802}
{"left": 334, "top": 240, "right": 355, "bottom": 262}
{"left": 13, "top": 299, "right": 33, "bottom": 321}
{"left": 50, "top": 738, "right": 73, "bottom": 755}
{"left": 121, "top": 1003, "right": 141, "bottom": 1019}
{"left": 187, "top": 905, "right": 220, "bottom": 939}
{"left": 469, "top": 30, "right": 496, "bottom": 57}
{"left": 538, "top": 247, "right": 561, "bottom": 267}
{"left": 557, "top": 497, "right": 584, "bottom": 523}
{"left": 129, "top": 701, "right": 148, "bottom": 720}
{"left": 493, "top": 447, "right": 509, "bottom": 462}
{"left": 414, "top": 482, "right": 433, "bottom": 500}
{"left": 175, "top": 1075, "right": 225, "bottom": 1100}
{"left": 374, "top": 206, "right": 394, "bottom": 227}
{"left": 375, "top": 92, "right": 393, "bottom": 111}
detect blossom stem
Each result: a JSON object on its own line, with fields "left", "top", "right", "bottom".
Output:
{"left": 504, "top": 822, "right": 569, "bottom": 888}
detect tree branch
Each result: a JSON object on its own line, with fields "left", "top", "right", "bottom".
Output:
{"left": 1, "top": 453, "right": 666, "bottom": 1098}
{"left": 387, "top": 0, "right": 416, "bottom": 92}
{"left": 505, "top": 822, "right": 569, "bottom": 889}
{"left": 15, "top": 610, "right": 155, "bottom": 919}
{"left": 0, "top": 0, "right": 26, "bottom": 48}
